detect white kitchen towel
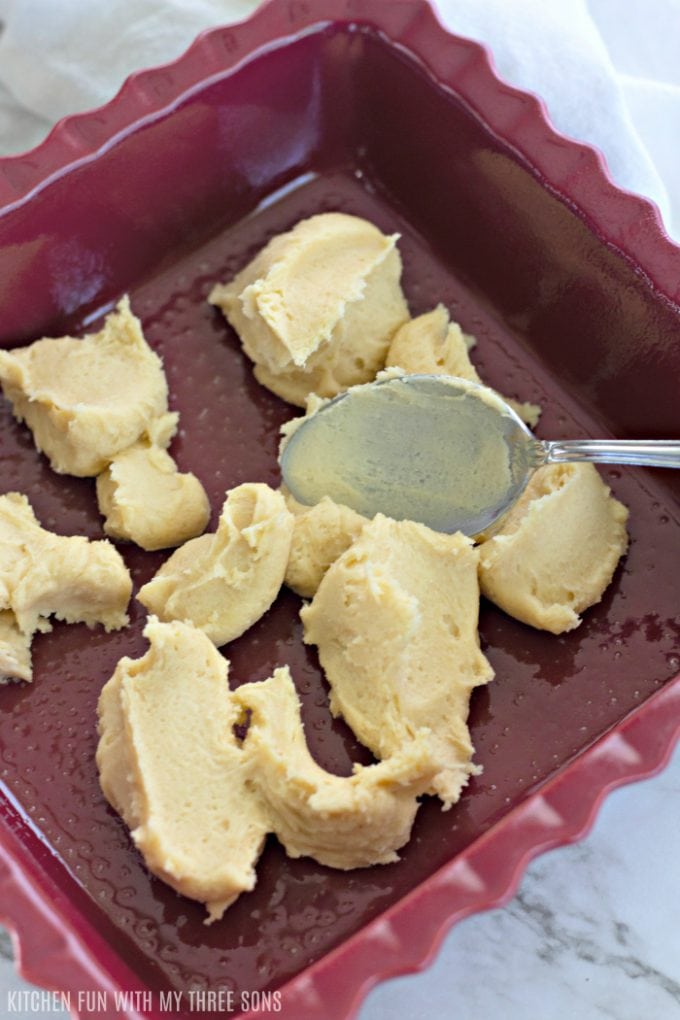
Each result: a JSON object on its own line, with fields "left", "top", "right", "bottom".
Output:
{"left": 0, "top": 0, "right": 677, "bottom": 238}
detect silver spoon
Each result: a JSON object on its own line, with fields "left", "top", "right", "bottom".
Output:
{"left": 280, "top": 374, "right": 680, "bottom": 536}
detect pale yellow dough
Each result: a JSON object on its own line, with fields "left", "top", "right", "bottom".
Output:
{"left": 0, "top": 297, "right": 175, "bottom": 476}
{"left": 0, "top": 611, "right": 32, "bottom": 684}
{"left": 386, "top": 304, "right": 541, "bottom": 427}
{"left": 0, "top": 492, "right": 131, "bottom": 681}
{"left": 478, "top": 463, "right": 629, "bottom": 634}
{"left": 96, "top": 440, "right": 210, "bottom": 552}
{"left": 234, "top": 667, "right": 437, "bottom": 869}
{"left": 209, "top": 213, "right": 409, "bottom": 407}
{"left": 97, "top": 618, "right": 439, "bottom": 918}
{"left": 96, "top": 618, "right": 269, "bottom": 922}
{"left": 301, "top": 514, "right": 494, "bottom": 808}
{"left": 283, "top": 490, "right": 367, "bottom": 598}
{"left": 138, "top": 483, "right": 294, "bottom": 645}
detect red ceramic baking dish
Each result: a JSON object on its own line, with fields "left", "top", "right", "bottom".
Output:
{"left": 1, "top": 1, "right": 679, "bottom": 1017}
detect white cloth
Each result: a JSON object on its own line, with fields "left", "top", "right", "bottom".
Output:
{"left": 0, "top": 0, "right": 678, "bottom": 239}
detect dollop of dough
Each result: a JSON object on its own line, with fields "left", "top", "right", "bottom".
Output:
{"left": 0, "top": 611, "right": 32, "bottom": 684}
{"left": 301, "top": 515, "right": 494, "bottom": 808}
{"left": 478, "top": 463, "right": 629, "bottom": 634}
{"left": 0, "top": 492, "right": 131, "bottom": 681}
{"left": 209, "top": 213, "right": 409, "bottom": 407}
{"left": 96, "top": 618, "right": 269, "bottom": 922}
{"left": 0, "top": 297, "right": 174, "bottom": 476}
{"left": 234, "top": 667, "right": 437, "bottom": 869}
{"left": 98, "top": 618, "right": 440, "bottom": 919}
{"left": 96, "top": 439, "right": 210, "bottom": 552}
{"left": 283, "top": 490, "right": 367, "bottom": 598}
{"left": 138, "top": 483, "right": 294, "bottom": 645}
{"left": 386, "top": 304, "right": 541, "bottom": 427}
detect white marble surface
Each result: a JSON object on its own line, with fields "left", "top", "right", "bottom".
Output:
{"left": 1, "top": 2, "right": 679, "bottom": 1019}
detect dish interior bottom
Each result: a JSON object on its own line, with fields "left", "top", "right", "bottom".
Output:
{"left": 1, "top": 169, "right": 678, "bottom": 1002}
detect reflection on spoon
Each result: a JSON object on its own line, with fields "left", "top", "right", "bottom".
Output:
{"left": 280, "top": 374, "right": 680, "bottom": 537}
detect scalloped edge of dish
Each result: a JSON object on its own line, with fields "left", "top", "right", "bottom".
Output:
{"left": 0, "top": 2, "right": 679, "bottom": 1018}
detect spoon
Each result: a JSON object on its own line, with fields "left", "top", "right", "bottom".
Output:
{"left": 280, "top": 374, "right": 680, "bottom": 536}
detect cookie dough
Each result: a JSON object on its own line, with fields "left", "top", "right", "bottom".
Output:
{"left": 0, "top": 611, "right": 32, "bottom": 684}
{"left": 283, "top": 490, "right": 367, "bottom": 598}
{"left": 0, "top": 492, "right": 131, "bottom": 681}
{"left": 138, "top": 483, "right": 294, "bottom": 645}
{"left": 235, "top": 667, "right": 437, "bottom": 869}
{"left": 478, "top": 462, "right": 629, "bottom": 634}
{"left": 96, "top": 439, "right": 210, "bottom": 551}
{"left": 98, "top": 618, "right": 441, "bottom": 918}
{"left": 301, "top": 514, "right": 494, "bottom": 808}
{"left": 96, "top": 618, "right": 269, "bottom": 922}
{"left": 209, "top": 213, "right": 409, "bottom": 407}
{"left": 0, "top": 297, "right": 175, "bottom": 476}
{"left": 386, "top": 305, "right": 541, "bottom": 427}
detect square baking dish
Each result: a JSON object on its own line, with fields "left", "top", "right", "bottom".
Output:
{"left": 1, "top": 2, "right": 679, "bottom": 1018}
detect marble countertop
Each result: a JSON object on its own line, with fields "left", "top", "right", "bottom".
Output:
{"left": 2, "top": 741, "right": 679, "bottom": 1019}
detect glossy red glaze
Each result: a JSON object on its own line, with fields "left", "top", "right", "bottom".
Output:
{"left": 0, "top": 2, "right": 679, "bottom": 1018}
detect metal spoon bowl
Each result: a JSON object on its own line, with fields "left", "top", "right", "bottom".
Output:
{"left": 280, "top": 374, "right": 680, "bottom": 536}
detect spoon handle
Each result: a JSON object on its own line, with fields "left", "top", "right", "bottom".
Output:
{"left": 542, "top": 439, "right": 680, "bottom": 469}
